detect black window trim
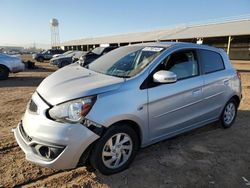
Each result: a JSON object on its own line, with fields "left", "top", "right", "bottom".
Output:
{"left": 197, "top": 49, "right": 225, "bottom": 75}
{"left": 140, "top": 48, "right": 201, "bottom": 90}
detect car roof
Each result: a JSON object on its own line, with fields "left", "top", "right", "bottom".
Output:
{"left": 132, "top": 42, "right": 222, "bottom": 53}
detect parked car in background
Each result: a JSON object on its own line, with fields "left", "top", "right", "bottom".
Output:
{"left": 4, "top": 50, "right": 21, "bottom": 56}
{"left": 79, "top": 46, "right": 118, "bottom": 66}
{"left": 50, "top": 51, "right": 86, "bottom": 68}
{"left": 52, "top": 50, "right": 73, "bottom": 58}
{"left": 13, "top": 42, "right": 241, "bottom": 175}
{"left": 32, "top": 49, "right": 64, "bottom": 62}
{"left": 0, "top": 53, "right": 25, "bottom": 80}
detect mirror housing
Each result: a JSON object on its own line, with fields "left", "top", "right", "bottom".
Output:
{"left": 153, "top": 70, "right": 177, "bottom": 84}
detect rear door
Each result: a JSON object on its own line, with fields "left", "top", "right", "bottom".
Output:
{"left": 147, "top": 49, "right": 204, "bottom": 141}
{"left": 198, "top": 49, "right": 231, "bottom": 120}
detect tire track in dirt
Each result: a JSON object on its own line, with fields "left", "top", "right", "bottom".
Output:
{"left": 21, "top": 167, "right": 107, "bottom": 188}
{"left": 14, "top": 170, "right": 63, "bottom": 187}
{"left": 0, "top": 130, "right": 18, "bottom": 152}
{"left": 0, "top": 144, "right": 18, "bottom": 153}
{"left": 0, "top": 148, "right": 58, "bottom": 187}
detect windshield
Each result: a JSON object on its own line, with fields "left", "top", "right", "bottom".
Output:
{"left": 42, "top": 50, "right": 50, "bottom": 54}
{"left": 87, "top": 46, "right": 164, "bottom": 78}
{"left": 63, "top": 51, "right": 73, "bottom": 55}
{"left": 91, "top": 47, "right": 105, "bottom": 55}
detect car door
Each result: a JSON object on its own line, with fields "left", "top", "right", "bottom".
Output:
{"left": 44, "top": 50, "right": 52, "bottom": 60}
{"left": 198, "top": 49, "right": 230, "bottom": 120}
{"left": 147, "top": 49, "right": 204, "bottom": 141}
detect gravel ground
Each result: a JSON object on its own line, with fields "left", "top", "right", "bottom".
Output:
{"left": 0, "top": 59, "right": 250, "bottom": 188}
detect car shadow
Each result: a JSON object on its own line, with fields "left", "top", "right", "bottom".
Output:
{"left": 0, "top": 76, "right": 45, "bottom": 87}
{"left": 31, "top": 66, "right": 57, "bottom": 73}
{"left": 84, "top": 109, "right": 250, "bottom": 187}
{"left": 238, "top": 69, "right": 250, "bottom": 73}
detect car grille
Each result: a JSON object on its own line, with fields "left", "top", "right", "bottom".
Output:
{"left": 19, "top": 122, "right": 32, "bottom": 142}
{"left": 29, "top": 99, "right": 37, "bottom": 113}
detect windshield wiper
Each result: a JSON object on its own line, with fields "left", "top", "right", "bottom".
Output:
{"left": 109, "top": 74, "right": 130, "bottom": 78}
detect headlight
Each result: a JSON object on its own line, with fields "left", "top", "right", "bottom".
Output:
{"left": 48, "top": 96, "right": 96, "bottom": 123}
{"left": 52, "top": 60, "right": 58, "bottom": 64}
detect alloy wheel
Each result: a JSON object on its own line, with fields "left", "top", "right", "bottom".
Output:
{"left": 102, "top": 133, "right": 133, "bottom": 169}
{"left": 223, "top": 102, "right": 236, "bottom": 125}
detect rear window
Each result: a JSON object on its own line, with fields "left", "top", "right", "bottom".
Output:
{"left": 199, "top": 50, "right": 225, "bottom": 74}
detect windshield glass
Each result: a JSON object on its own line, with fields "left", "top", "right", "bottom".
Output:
{"left": 91, "top": 47, "right": 105, "bottom": 55}
{"left": 87, "top": 46, "right": 164, "bottom": 78}
{"left": 42, "top": 50, "right": 52, "bottom": 55}
{"left": 63, "top": 51, "right": 73, "bottom": 55}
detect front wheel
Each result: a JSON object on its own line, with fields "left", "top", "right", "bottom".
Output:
{"left": 221, "top": 99, "right": 238, "bottom": 128}
{"left": 37, "top": 57, "right": 44, "bottom": 62}
{"left": 90, "top": 124, "right": 139, "bottom": 175}
{"left": 0, "top": 65, "right": 9, "bottom": 80}
{"left": 58, "top": 61, "right": 68, "bottom": 68}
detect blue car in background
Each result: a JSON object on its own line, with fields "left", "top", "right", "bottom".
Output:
{"left": 0, "top": 53, "right": 25, "bottom": 80}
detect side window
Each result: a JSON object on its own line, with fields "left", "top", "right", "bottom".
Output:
{"left": 199, "top": 50, "right": 225, "bottom": 74}
{"left": 103, "top": 47, "right": 114, "bottom": 54}
{"left": 156, "top": 50, "right": 199, "bottom": 80}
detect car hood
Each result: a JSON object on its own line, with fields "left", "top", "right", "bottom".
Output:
{"left": 51, "top": 55, "right": 71, "bottom": 61}
{"left": 37, "top": 63, "right": 125, "bottom": 105}
{"left": 0, "top": 53, "right": 21, "bottom": 63}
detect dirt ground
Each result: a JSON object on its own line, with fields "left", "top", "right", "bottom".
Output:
{"left": 0, "top": 58, "right": 250, "bottom": 188}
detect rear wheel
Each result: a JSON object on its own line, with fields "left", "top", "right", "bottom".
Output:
{"left": 37, "top": 57, "right": 44, "bottom": 62}
{"left": 90, "top": 124, "right": 139, "bottom": 175}
{"left": 221, "top": 99, "right": 237, "bottom": 128}
{"left": 0, "top": 65, "right": 9, "bottom": 80}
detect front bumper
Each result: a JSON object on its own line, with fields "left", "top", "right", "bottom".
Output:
{"left": 13, "top": 92, "right": 99, "bottom": 169}
{"left": 11, "top": 63, "right": 25, "bottom": 73}
{"left": 50, "top": 60, "right": 59, "bottom": 65}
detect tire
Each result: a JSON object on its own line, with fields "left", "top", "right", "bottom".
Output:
{"left": 37, "top": 57, "right": 44, "bottom": 62}
{"left": 58, "top": 61, "right": 68, "bottom": 68}
{"left": 90, "top": 124, "right": 139, "bottom": 175}
{"left": 220, "top": 98, "right": 238, "bottom": 128}
{"left": 0, "top": 65, "right": 9, "bottom": 80}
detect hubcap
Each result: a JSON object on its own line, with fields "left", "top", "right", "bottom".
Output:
{"left": 0, "top": 69, "right": 4, "bottom": 76}
{"left": 223, "top": 102, "right": 236, "bottom": 125}
{"left": 102, "top": 133, "right": 133, "bottom": 169}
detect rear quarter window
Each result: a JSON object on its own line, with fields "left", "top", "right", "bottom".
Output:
{"left": 199, "top": 49, "right": 225, "bottom": 74}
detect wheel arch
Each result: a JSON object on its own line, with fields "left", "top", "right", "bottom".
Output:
{"left": 230, "top": 95, "right": 241, "bottom": 108}
{"left": 108, "top": 119, "right": 143, "bottom": 147}
{"left": 0, "top": 63, "right": 11, "bottom": 72}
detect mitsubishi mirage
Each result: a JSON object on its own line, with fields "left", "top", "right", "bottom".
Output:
{"left": 13, "top": 42, "right": 241, "bottom": 175}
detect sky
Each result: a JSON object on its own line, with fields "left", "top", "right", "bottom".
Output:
{"left": 0, "top": 0, "right": 250, "bottom": 47}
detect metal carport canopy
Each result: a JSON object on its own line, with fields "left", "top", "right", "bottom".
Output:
{"left": 60, "top": 27, "right": 184, "bottom": 46}
{"left": 160, "top": 19, "right": 250, "bottom": 40}
{"left": 60, "top": 18, "right": 250, "bottom": 46}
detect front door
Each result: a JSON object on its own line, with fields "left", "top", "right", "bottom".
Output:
{"left": 147, "top": 50, "right": 204, "bottom": 141}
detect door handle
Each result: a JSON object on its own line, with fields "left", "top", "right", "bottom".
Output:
{"left": 224, "top": 79, "right": 229, "bottom": 86}
{"left": 192, "top": 88, "right": 202, "bottom": 96}
{"left": 137, "top": 105, "right": 144, "bottom": 111}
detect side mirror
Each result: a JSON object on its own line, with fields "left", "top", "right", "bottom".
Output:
{"left": 78, "top": 56, "right": 85, "bottom": 66}
{"left": 153, "top": 70, "right": 177, "bottom": 84}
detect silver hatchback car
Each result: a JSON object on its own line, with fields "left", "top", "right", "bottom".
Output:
{"left": 13, "top": 42, "right": 241, "bottom": 175}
